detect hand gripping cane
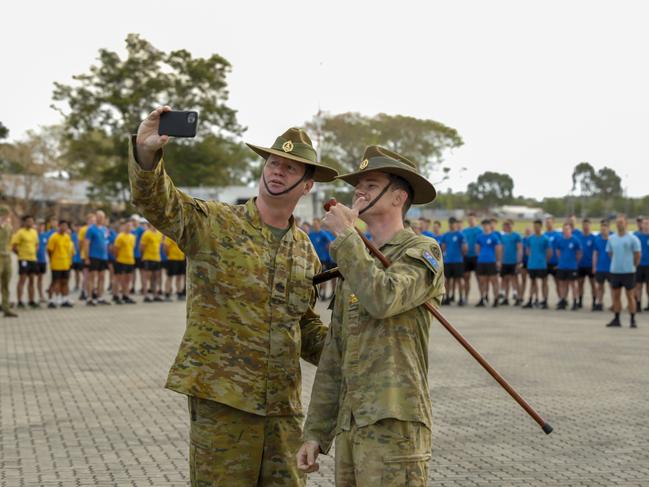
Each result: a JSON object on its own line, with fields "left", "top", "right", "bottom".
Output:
{"left": 318, "top": 198, "right": 553, "bottom": 435}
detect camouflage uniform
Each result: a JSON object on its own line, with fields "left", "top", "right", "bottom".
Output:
{"left": 0, "top": 208, "right": 12, "bottom": 314}
{"left": 303, "top": 227, "right": 445, "bottom": 486}
{"left": 128, "top": 137, "right": 328, "bottom": 486}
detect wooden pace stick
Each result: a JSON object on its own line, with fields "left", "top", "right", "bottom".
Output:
{"left": 317, "top": 198, "right": 553, "bottom": 434}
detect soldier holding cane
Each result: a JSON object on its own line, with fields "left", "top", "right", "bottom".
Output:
{"left": 298, "top": 146, "right": 444, "bottom": 485}
{"left": 129, "top": 106, "right": 337, "bottom": 486}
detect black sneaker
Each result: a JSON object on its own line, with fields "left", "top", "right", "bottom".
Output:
{"left": 60, "top": 302, "right": 73, "bottom": 308}
{"left": 540, "top": 301, "right": 549, "bottom": 310}
{"left": 114, "top": 297, "right": 124, "bottom": 305}
{"left": 523, "top": 301, "right": 533, "bottom": 309}
{"left": 606, "top": 318, "right": 621, "bottom": 327}
{"left": 514, "top": 298, "right": 523, "bottom": 306}
{"left": 143, "top": 296, "right": 153, "bottom": 303}
{"left": 28, "top": 301, "right": 40, "bottom": 309}
{"left": 492, "top": 301, "right": 499, "bottom": 308}
{"left": 571, "top": 301, "right": 579, "bottom": 311}
{"left": 17, "top": 302, "right": 26, "bottom": 309}
{"left": 630, "top": 321, "right": 637, "bottom": 329}
{"left": 79, "top": 291, "right": 87, "bottom": 301}
{"left": 47, "top": 302, "right": 57, "bottom": 309}
{"left": 500, "top": 298, "right": 509, "bottom": 306}
{"left": 556, "top": 300, "right": 566, "bottom": 310}
{"left": 475, "top": 299, "right": 485, "bottom": 308}
{"left": 458, "top": 298, "right": 465, "bottom": 307}
{"left": 122, "top": 296, "right": 136, "bottom": 304}
{"left": 97, "top": 299, "right": 111, "bottom": 305}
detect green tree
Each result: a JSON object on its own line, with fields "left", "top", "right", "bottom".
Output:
{"left": 571, "top": 162, "right": 596, "bottom": 196}
{"left": 308, "top": 112, "right": 463, "bottom": 177}
{"left": 594, "top": 167, "right": 623, "bottom": 198}
{"left": 52, "top": 33, "right": 250, "bottom": 203}
{"left": 466, "top": 171, "right": 514, "bottom": 208}
{"left": 0, "top": 122, "right": 8, "bottom": 140}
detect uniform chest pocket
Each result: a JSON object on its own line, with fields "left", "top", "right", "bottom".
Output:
{"left": 287, "top": 257, "right": 315, "bottom": 316}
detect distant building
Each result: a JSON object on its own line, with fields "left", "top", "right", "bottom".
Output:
{"left": 493, "top": 205, "right": 546, "bottom": 220}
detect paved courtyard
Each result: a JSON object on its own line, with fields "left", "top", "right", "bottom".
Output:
{"left": 1, "top": 293, "right": 648, "bottom": 486}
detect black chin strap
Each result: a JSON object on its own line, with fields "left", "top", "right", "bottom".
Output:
{"left": 262, "top": 172, "right": 309, "bottom": 196}
{"left": 358, "top": 182, "right": 392, "bottom": 216}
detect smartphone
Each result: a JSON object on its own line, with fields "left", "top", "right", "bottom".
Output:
{"left": 159, "top": 110, "right": 199, "bottom": 138}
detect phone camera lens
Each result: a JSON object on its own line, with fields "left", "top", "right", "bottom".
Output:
{"left": 187, "top": 113, "right": 197, "bottom": 124}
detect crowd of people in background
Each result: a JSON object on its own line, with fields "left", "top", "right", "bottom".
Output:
{"left": 3, "top": 205, "right": 648, "bottom": 329}
{"left": 2, "top": 211, "right": 186, "bottom": 314}
{"left": 301, "top": 212, "right": 649, "bottom": 329}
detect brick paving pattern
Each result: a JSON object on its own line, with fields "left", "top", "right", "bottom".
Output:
{"left": 1, "top": 292, "right": 648, "bottom": 486}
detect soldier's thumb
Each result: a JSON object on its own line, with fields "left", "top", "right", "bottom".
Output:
{"left": 307, "top": 447, "right": 316, "bottom": 466}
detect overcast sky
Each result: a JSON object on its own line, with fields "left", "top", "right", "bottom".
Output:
{"left": 2, "top": 0, "right": 648, "bottom": 199}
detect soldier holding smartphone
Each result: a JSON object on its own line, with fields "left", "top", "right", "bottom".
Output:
{"left": 129, "top": 106, "right": 337, "bottom": 486}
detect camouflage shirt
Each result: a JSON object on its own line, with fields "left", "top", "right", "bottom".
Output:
{"left": 0, "top": 222, "right": 12, "bottom": 256}
{"left": 128, "top": 139, "right": 328, "bottom": 417}
{"left": 303, "top": 227, "right": 445, "bottom": 453}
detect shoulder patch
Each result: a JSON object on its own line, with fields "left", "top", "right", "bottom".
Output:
{"left": 405, "top": 247, "right": 440, "bottom": 274}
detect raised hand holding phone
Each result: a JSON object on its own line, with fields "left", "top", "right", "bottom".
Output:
{"left": 136, "top": 106, "right": 172, "bottom": 169}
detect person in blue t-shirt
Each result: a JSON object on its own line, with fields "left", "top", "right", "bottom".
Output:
{"left": 427, "top": 220, "right": 443, "bottom": 244}
{"left": 592, "top": 219, "right": 612, "bottom": 312}
{"left": 523, "top": 220, "right": 551, "bottom": 309}
{"left": 84, "top": 210, "right": 110, "bottom": 305}
{"left": 554, "top": 222, "right": 582, "bottom": 310}
{"left": 105, "top": 218, "right": 119, "bottom": 302}
{"left": 70, "top": 222, "right": 83, "bottom": 292}
{"left": 309, "top": 218, "right": 336, "bottom": 300}
{"left": 576, "top": 218, "right": 596, "bottom": 310}
{"left": 520, "top": 227, "right": 532, "bottom": 305}
{"left": 544, "top": 217, "right": 562, "bottom": 297}
{"left": 605, "top": 214, "right": 642, "bottom": 328}
{"left": 440, "top": 217, "right": 467, "bottom": 306}
{"left": 130, "top": 215, "right": 146, "bottom": 294}
{"left": 36, "top": 221, "right": 50, "bottom": 304}
{"left": 475, "top": 219, "right": 502, "bottom": 307}
{"left": 634, "top": 216, "right": 649, "bottom": 312}
{"left": 462, "top": 212, "right": 482, "bottom": 304}
{"left": 499, "top": 220, "right": 523, "bottom": 306}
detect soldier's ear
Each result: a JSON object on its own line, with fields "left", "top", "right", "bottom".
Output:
{"left": 302, "top": 180, "right": 314, "bottom": 195}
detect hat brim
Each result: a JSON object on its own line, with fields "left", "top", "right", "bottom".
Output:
{"left": 337, "top": 166, "right": 437, "bottom": 205}
{"left": 246, "top": 143, "right": 337, "bottom": 182}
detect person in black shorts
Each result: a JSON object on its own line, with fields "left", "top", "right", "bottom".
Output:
{"left": 634, "top": 216, "right": 649, "bottom": 311}
{"left": 523, "top": 220, "right": 552, "bottom": 309}
{"left": 606, "top": 215, "right": 642, "bottom": 328}
{"left": 462, "top": 212, "right": 481, "bottom": 304}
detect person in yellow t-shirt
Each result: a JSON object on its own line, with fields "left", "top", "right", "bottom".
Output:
{"left": 78, "top": 212, "right": 96, "bottom": 301}
{"left": 10, "top": 215, "right": 39, "bottom": 308}
{"left": 46, "top": 220, "right": 75, "bottom": 308}
{"left": 112, "top": 220, "right": 137, "bottom": 304}
{"left": 140, "top": 223, "right": 163, "bottom": 302}
{"left": 163, "top": 237, "right": 186, "bottom": 301}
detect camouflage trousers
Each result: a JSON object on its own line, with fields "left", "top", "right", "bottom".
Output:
{"left": 0, "top": 256, "right": 10, "bottom": 312}
{"left": 188, "top": 396, "right": 306, "bottom": 487}
{"left": 334, "top": 418, "right": 432, "bottom": 486}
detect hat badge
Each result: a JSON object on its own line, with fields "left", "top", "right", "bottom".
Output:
{"left": 359, "top": 159, "right": 369, "bottom": 170}
{"left": 282, "top": 140, "right": 294, "bottom": 153}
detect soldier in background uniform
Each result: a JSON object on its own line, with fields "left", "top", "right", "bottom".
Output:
{"left": 298, "top": 146, "right": 444, "bottom": 486}
{"left": 129, "top": 106, "right": 337, "bottom": 486}
{"left": 0, "top": 205, "right": 18, "bottom": 317}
